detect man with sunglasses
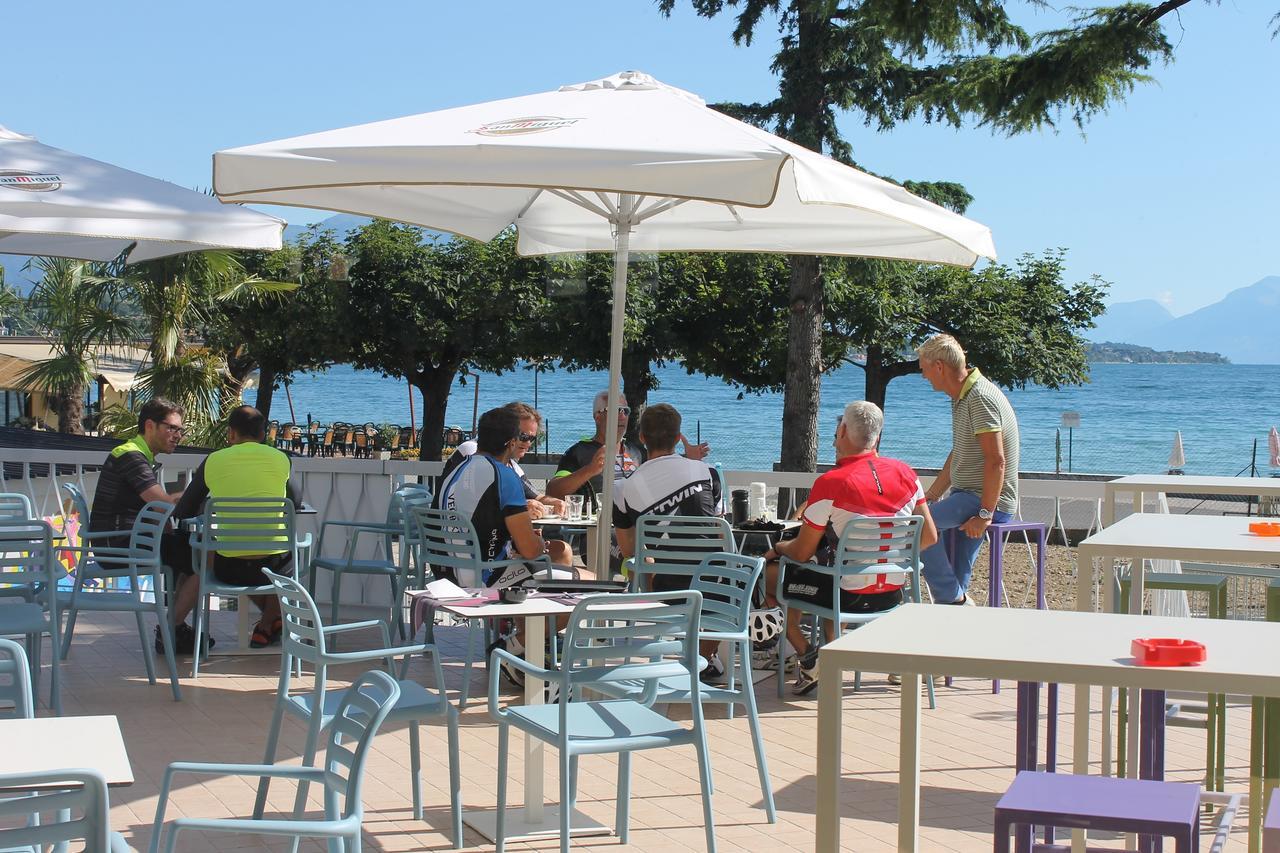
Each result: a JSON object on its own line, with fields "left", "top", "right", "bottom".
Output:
{"left": 760, "top": 401, "right": 937, "bottom": 696}
{"left": 440, "top": 401, "right": 566, "bottom": 520}
{"left": 88, "top": 397, "right": 207, "bottom": 654}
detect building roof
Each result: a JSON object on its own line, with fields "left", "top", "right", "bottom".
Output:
{"left": 0, "top": 338, "right": 149, "bottom": 392}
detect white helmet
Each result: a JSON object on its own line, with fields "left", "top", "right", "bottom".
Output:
{"left": 749, "top": 607, "right": 785, "bottom": 645}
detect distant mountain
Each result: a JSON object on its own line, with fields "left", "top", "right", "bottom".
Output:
{"left": 1087, "top": 342, "right": 1228, "bottom": 364}
{"left": 1085, "top": 299, "right": 1174, "bottom": 344}
{"left": 1138, "top": 276, "right": 1280, "bottom": 365}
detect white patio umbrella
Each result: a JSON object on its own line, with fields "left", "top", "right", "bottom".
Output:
{"left": 1269, "top": 426, "right": 1280, "bottom": 469}
{"left": 1168, "top": 431, "right": 1186, "bottom": 472}
{"left": 213, "top": 70, "right": 997, "bottom": 569}
{"left": 0, "top": 125, "right": 283, "bottom": 263}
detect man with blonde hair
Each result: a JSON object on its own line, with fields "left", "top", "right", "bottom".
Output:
{"left": 916, "top": 333, "right": 1020, "bottom": 605}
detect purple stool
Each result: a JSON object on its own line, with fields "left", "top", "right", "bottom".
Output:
{"left": 1265, "top": 788, "right": 1280, "bottom": 853}
{"left": 994, "top": 771, "right": 1201, "bottom": 853}
{"left": 944, "top": 520, "right": 1048, "bottom": 692}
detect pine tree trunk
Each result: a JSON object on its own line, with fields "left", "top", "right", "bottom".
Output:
{"left": 255, "top": 367, "right": 277, "bottom": 420}
{"left": 863, "top": 345, "right": 888, "bottom": 411}
{"left": 58, "top": 386, "right": 86, "bottom": 435}
{"left": 414, "top": 365, "right": 457, "bottom": 462}
{"left": 779, "top": 254, "right": 824, "bottom": 471}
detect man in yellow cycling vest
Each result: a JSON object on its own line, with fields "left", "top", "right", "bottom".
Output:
{"left": 175, "top": 406, "right": 297, "bottom": 648}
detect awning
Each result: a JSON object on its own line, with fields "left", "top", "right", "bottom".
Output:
{"left": 0, "top": 339, "right": 149, "bottom": 392}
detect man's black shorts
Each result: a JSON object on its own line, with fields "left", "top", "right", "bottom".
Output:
{"left": 211, "top": 551, "right": 293, "bottom": 588}
{"left": 782, "top": 565, "right": 902, "bottom": 613}
{"left": 103, "top": 531, "right": 194, "bottom": 577}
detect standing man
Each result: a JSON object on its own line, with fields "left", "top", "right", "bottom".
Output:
{"left": 916, "top": 333, "right": 1020, "bottom": 605}
{"left": 174, "top": 406, "right": 298, "bottom": 648}
{"left": 88, "top": 398, "right": 203, "bottom": 653}
{"left": 761, "top": 402, "right": 937, "bottom": 696}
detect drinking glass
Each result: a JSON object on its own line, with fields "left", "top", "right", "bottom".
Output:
{"left": 566, "top": 494, "right": 584, "bottom": 522}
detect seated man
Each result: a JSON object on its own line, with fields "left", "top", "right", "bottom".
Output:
{"left": 174, "top": 406, "right": 298, "bottom": 648}
{"left": 613, "top": 403, "right": 724, "bottom": 679}
{"left": 762, "top": 401, "right": 937, "bottom": 697}
{"left": 88, "top": 398, "right": 202, "bottom": 654}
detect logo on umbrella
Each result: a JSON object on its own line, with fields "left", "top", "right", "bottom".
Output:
{"left": 470, "top": 116, "right": 580, "bottom": 136}
{"left": 0, "top": 170, "right": 62, "bottom": 192}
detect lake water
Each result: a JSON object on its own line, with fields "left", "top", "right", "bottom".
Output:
{"left": 269, "top": 362, "right": 1280, "bottom": 476}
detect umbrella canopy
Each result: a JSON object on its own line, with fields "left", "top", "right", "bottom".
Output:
{"left": 1168, "top": 431, "right": 1186, "bottom": 471}
{"left": 213, "top": 70, "right": 997, "bottom": 568}
{"left": 1269, "top": 427, "right": 1279, "bottom": 469}
{"left": 0, "top": 125, "right": 284, "bottom": 263}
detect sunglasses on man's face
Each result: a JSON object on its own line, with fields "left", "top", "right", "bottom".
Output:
{"left": 515, "top": 432, "right": 537, "bottom": 443}
{"left": 596, "top": 406, "right": 631, "bottom": 417}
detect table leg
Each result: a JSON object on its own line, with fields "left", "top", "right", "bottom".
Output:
{"left": 524, "top": 614, "right": 546, "bottom": 823}
{"left": 1250, "top": 698, "right": 1264, "bottom": 853}
{"left": 1073, "top": 681, "right": 1091, "bottom": 853}
{"left": 815, "top": 652, "right": 844, "bottom": 853}
{"left": 898, "top": 671, "right": 921, "bottom": 853}
{"left": 1015, "top": 681, "right": 1039, "bottom": 853}
{"left": 990, "top": 529, "right": 1003, "bottom": 694}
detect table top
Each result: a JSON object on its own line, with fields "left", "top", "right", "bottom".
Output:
{"left": 1106, "top": 474, "right": 1280, "bottom": 495}
{"left": 410, "top": 588, "right": 577, "bottom": 618}
{"left": 531, "top": 515, "right": 597, "bottom": 527}
{"left": 0, "top": 715, "right": 133, "bottom": 788}
{"left": 733, "top": 518, "right": 801, "bottom": 533}
{"left": 1077, "top": 512, "right": 1280, "bottom": 563}
{"left": 820, "top": 603, "right": 1280, "bottom": 696}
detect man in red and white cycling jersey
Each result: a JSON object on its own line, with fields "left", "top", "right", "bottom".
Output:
{"left": 763, "top": 401, "right": 937, "bottom": 696}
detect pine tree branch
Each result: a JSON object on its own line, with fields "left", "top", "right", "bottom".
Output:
{"left": 1137, "top": 0, "right": 1193, "bottom": 27}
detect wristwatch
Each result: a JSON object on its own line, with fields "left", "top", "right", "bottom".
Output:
{"left": 977, "top": 508, "right": 993, "bottom": 521}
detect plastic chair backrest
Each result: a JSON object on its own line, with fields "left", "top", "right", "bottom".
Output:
{"left": 354, "top": 431, "right": 368, "bottom": 449}
{"left": 832, "top": 515, "right": 924, "bottom": 599}
{"left": 264, "top": 568, "right": 329, "bottom": 663}
{"left": 62, "top": 483, "right": 90, "bottom": 523}
{"left": 409, "top": 506, "right": 485, "bottom": 583}
{"left": 325, "top": 669, "right": 400, "bottom": 819}
{"left": 266, "top": 421, "right": 279, "bottom": 443}
{"left": 322, "top": 428, "right": 335, "bottom": 447}
{"left": 0, "top": 519, "right": 56, "bottom": 602}
{"left": 0, "top": 637, "right": 33, "bottom": 719}
{"left": 0, "top": 492, "right": 33, "bottom": 521}
{"left": 0, "top": 768, "right": 112, "bottom": 852}
{"left": 200, "top": 497, "right": 295, "bottom": 557}
{"left": 633, "top": 514, "right": 735, "bottom": 587}
{"left": 559, "top": 591, "right": 702, "bottom": 690}
{"left": 691, "top": 553, "right": 764, "bottom": 636}
{"left": 129, "top": 501, "right": 176, "bottom": 561}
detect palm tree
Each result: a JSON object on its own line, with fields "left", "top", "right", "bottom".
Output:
{"left": 20, "top": 257, "right": 135, "bottom": 434}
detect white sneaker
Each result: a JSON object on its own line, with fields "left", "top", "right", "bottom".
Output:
{"left": 887, "top": 673, "right": 902, "bottom": 685}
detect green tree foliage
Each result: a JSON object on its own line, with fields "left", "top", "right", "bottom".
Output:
{"left": 659, "top": 0, "right": 1198, "bottom": 471}
{"left": 215, "top": 227, "right": 349, "bottom": 421}
{"left": 20, "top": 258, "right": 134, "bottom": 434}
{"left": 343, "top": 221, "right": 552, "bottom": 461}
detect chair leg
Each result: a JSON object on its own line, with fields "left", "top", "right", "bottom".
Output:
{"left": 559, "top": 746, "right": 572, "bottom": 853}
{"left": 254, "top": 691, "right": 289, "bottom": 818}
{"left": 191, "top": 594, "right": 207, "bottom": 679}
{"left": 330, "top": 570, "right": 342, "bottom": 640}
{"left": 993, "top": 814, "right": 1013, "bottom": 853}
{"left": 135, "top": 611, "right": 157, "bottom": 685}
{"left": 616, "top": 752, "right": 631, "bottom": 842}
{"left": 446, "top": 706, "right": 463, "bottom": 849}
{"left": 291, "top": 706, "right": 326, "bottom": 824}
{"left": 495, "top": 723, "right": 509, "bottom": 853}
{"left": 27, "top": 632, "right": 41, "bottom": 707}
{"left": 739, "top": 649, "right": 776, "bottom": 823}
{"left": 409, "top": 723, "right": 423, "bottom": 820}
{"left": 46, "top": 623, "right": 62, "bottom": 716}
{"left": 154, "top": 602, "right": 182, "bottom": 702}
{"left": 925, "top": 673, "right": 937, "bottom": 711}
{"left": 694, "top": 733, "right": 717, "bottom": 853}
{"left": 459, "top": 619, "right": 482, "bottom": 709}
{"left": 568, "top": 755, "right": 579, "bottom": 812}
{"left": 61, "top": 578, "right": 83, "bottom": 659}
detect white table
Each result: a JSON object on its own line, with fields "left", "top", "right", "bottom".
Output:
{"left": 426, "top": 593, "right": 610, "bottom": 843}
{"left": 532, "top": 516, "right": 600, "bottom": 572}
{"left": 0, "top": 715, "right": 133, "bottom": 788}
{"left": 732, "top": 518, "right": 801, "bottom": 551}
{"left": 1104, "top": 474, "right": 1280, "bottom": 526}
{"left": 814, "top": 603, "right": 1280, "bottom": 853}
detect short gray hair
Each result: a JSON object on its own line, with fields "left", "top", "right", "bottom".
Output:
{"left": 917, "top": 333, "right": 966, "bottom": 371}
{"left": 593, "top": 389, "right": 626, "bottom": 414}
{"left": 841, "top": 401, "right": 883, "bottom": 450}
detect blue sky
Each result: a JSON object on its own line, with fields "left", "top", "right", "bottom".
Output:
{"left": 5, "top": 1, "right": 1276, "bottom": 315}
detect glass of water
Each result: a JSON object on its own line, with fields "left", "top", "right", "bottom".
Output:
{"left": 566, "top": 494, "right": 584, "bottom": 522}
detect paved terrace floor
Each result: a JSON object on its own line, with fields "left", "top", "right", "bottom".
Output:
{"left": 29, "top": 607, "right": 1256, "bottom": 852}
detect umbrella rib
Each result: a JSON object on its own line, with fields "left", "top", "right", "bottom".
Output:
{"left": 634, "top": 197, "right": 688, "bottom": 223}
{"left": 549, "top": 188, "right": 613, "bottom": 220}
{"left": 514, "top": 189, "right": 544, "bottom": 222}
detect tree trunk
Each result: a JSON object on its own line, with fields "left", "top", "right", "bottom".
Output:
{"left": 255, "top": 367, "right": 277, "bottom": 420}
{"left": 58, "top": 385, "right": 85, "bottom": 435}
{"left": 863, "top": 345, "right": 889, "bottom": 411}
{"left": 413, "top": 364, "right": 457, "bottom": 462}
{"left": 779, "top": 254, "right": 824, "bottom": 471}
{"left": 621, "top": 347, "right": 657, "bottom": 446}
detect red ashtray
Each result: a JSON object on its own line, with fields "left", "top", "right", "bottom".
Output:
{"left": 1249, "top": 522, "right": 1280, "bottom": 536}
{"left": 1131, "top": 638, "right": 1206, "bottom": 667}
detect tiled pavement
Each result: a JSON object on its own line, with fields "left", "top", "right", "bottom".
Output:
{"left": 20, "top": 608, "right": 1258, "bottom": 851}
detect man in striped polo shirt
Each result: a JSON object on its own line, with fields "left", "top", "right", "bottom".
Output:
{"left": 916, "top": 333, "right": 1020, "bottom": 605}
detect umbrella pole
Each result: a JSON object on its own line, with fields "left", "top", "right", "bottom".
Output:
{"left": 595, "top": 195, "right": 636, "bottom": 574}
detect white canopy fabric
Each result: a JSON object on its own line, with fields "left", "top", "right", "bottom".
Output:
{"left": 0, "top": 340, "right": 148, "bottom": 392}
{"left": 213, "top": 70, "right": 997, "bottom": 569}
{"left": 0, "top": 125, "right": 284, "bottom": 263}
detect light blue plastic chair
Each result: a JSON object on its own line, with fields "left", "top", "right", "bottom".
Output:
{"left": 190, "top": 496, "right": 307, "bottom": 677}
{"left": 591, "top": 553, "right": 776, "bottom": 822}
{"left": 410, "top": 504, "right": 561, "bottom": 708}
{"left": 254, "top": 569, "right": 463, "bottom": 848}
{"left": 489, "top": 591, "right": 717, "bottom": 853}
{"left": 59, "top": 487, "right": 182, "bottom": 700}
{"left": 0, "top": 519, "right": 62, "bottom": 715}
{"left": 0, "top": 494, "right": 36, "bottom": 608}
{"left": 775, "top": 515, "right": 935, "bottom": 707}
{"left": 625, "top": 514, "right": 735, "bottom": 592}
{"left": 310, "top": 484, "right": 432, "bottom": 640}
{"left": 150, "top": 668, "right": 399, "bottom": 853}
{"left": 0, "top": 637, "right": 33, "bottom": 719}
{"left": 0, "top": 768, "right": 129, "bottom": 852}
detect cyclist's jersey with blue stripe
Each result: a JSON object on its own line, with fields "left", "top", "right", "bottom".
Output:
{"left": 435, "top": 453, "right": 527, "bottom": 562}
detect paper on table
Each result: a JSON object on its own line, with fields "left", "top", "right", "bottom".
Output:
{"left": 424, "top": 577, "right": 476, "bottom": 601}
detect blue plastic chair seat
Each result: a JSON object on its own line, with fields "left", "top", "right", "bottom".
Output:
{"left": 505, "top": 699, "right": 695, "bottom": 748}
{"left": 288, "top": 679, "right": 449, "bottom": 723}
{"left": 607, "top": 674, "right": 743, "bottom": 704}
{"left": 0, "top": 603, "right": 48, "bottom": 633}
{"left": 312, "top": 556, "right": 399, "bottom": 576}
